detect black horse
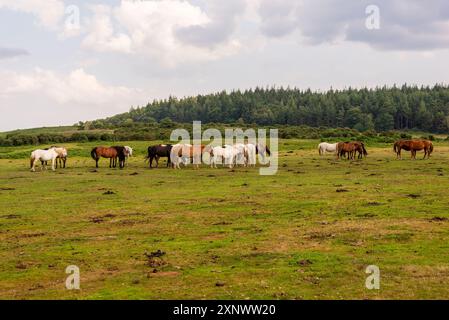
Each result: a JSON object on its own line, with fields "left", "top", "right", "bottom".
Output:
{"left": 145, "top": 144, "right": 173, "bottom": 168}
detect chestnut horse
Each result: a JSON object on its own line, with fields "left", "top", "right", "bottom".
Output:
{"left": 91, "top": 146, "right": 128, "bottom": 169}
{"left": 337, "top": 141, "right": 367, "bottom": 160}
{"left": 394, "top": 139, "right": 433, "bottom": 159}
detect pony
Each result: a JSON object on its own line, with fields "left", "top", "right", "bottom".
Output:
{"left": 394, "top": 139, "right": 433, "bottom": 160}
{"left": 233, "top": 143, "right": 247, "bottom": 166}
{"left": 256, "top": 142, "right": 271, "bottom": 163}
{"left": 145, "top": 144, "right": 172, "bottom": 168}
{"left": 170, "top": 144, "right": 206, "bottom": 169}
{"left": 352, "top": 141, "right": 368, "bottom": 159}
{"left": 124, "top": 146, "right": 133, "bottom": 158}
{"left": 205, "top": 145, "right": 236, "bottom": 169}
{"left": 244, "top": 143, "right": 257, "bottom": 167}
{"left": 91, "top": 146, "right": 128, "bottom": 169}
{"left": 337, "top": 142, "right": 356, "bottom": 160}
{"left": 30, "top": 147, "right": 64, "bottom": 172}
{"left": 41, "top": 146, "right": 68, "bottom": 169}
{"left": 318, "top": 142, "right": 338, "bottom": 156}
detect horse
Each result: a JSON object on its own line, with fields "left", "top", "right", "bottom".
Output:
{"left": 256, "top": 142, "right": 271, "bottom": 163}
{"left": 30, "top": 147, "right": 63, "bottom": 172}
{"left": 337, "top": 142, "right": 356, "bottom": 160}
{"left": 394, "top": 139, "right": 433, "bottom": 160}
{"left": 41, "top": 146, "right": 68, "bottom": 169}
{"left": 233, "top": 143, "right": 247, "bottom": 166}
{"left": 145, "top": 144, "right": 172, "bottom": 168}
{"left": 170, "top": 144, "right": 206, "bottom": 169}
{"left": 352, "top": 141, "right": 368, "bottom": 159}
{"left": 124, "top": 146, "right": 133, "bottom": 158}
{"left": 244, "top": 143, "right": 257, "bottom": 167}
{"left": 318, "top": 142, "right": 338, "bottom": 156}
{"left": 91, "top": 146, "right": 128, "bottom": 169}
{"left": 205, "top": 145, "right": 237, "bottom": 169}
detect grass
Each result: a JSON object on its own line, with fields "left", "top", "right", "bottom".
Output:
{"left": 1, "top": 139, "right": 449, "bottom": 299}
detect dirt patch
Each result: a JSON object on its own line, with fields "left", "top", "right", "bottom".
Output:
{"left": 0, "top": 214, "right": 21, "bottom": 219}
{"left": 336, "top": 189, "right": 349, "bottom": 193}
{"left": 103, "top": 190, "right": 116, "bottom": 195}
{"left": 406, "top": 194, "right": 421, "bottom": 199}
{"left": 0, "top": 187, "right": 15, "bottom": 191}
{"left": 428, "top": 217, "right": 448, "bottom": 222}
{"left": 144, "top": 250, "right": 167, "bottom": 268}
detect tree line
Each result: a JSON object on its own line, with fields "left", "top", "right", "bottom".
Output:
{"left": 84, "top": 84, "right": 449, "bottom": 133}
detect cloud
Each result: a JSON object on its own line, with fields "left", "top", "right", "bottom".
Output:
{"left": 0, "top": 47, "right": 29, "bottom": 59}
{"left": 255, "top": 0, "right": 449, "bottom": 50}
{"left": 0, "top": 0, "right": 65, "bottom": 29}
{"left": 0, "top": 67, "right": 142, "bottom": 106}
{"left": 81, "top": 0, "right": 242, "bottom": 65}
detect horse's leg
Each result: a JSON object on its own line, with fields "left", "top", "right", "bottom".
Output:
{"left": 51, "top": 158, "right": 55, "bottom": 171}
{"left": 96, "top": 158, "right": 99, "bottom": 168}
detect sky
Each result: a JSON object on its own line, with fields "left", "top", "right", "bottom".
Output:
{"left": 1, "top": 0, "right": 449, "bottom": 131}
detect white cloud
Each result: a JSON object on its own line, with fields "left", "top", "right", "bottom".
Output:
{"left": 0, "top": 68, "right": 142, "bottom": 106}
{"left": 81, "top": 1, "right": 242, "bottom": 65}
{"left": 0, "top": 0, "right": 65, "bottom": 29}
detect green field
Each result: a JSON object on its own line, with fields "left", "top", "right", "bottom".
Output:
{"left": 1, "top": 140, "right": 449, "bottom": 299}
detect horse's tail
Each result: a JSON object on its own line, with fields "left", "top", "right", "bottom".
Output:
{"left": 318, "top": 145, "right": 322, "bottom": 155}
{"left": 393, "top": 142, "right": 397, "bottom": 153}
{"left": 90, "top": 147, "right": 97, "bottom": 160}
{"left": 429, "top": 142, "right": 434, "bottom": 154}
{"left": 362, "top": 143, "right": 368, "bottom": 156}
{"left": 30, "top": 154, "right": 34, "bottom": 169}
{"left": 265, "top": 146, "right": 271, "bottom": 156}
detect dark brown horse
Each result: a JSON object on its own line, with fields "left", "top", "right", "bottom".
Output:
{"left": 394, "top": 139, "right": 433, "bottom": 159}
{"left": 145, "top": 144, "right": 173, "bottom": 168}
{"left": 91, "top": 146, "right": 128, "bottom": 168}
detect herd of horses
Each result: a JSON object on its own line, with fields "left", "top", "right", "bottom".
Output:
{"left": 28, "top": 139, "right": 434, "bottom": 172}
{"left": 318, "top": 139, "right": 434, "bottom": 160}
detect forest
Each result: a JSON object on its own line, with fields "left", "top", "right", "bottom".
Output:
{"left": 87, "top": 84, "right": 449, "bottom": 133}
{"left": 2, "top": 84, "right": 449, "bottom": 147}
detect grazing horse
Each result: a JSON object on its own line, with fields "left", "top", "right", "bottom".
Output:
{"left": 256, "top": 142, "right": 271, "bottom": 163}
{"left": 233, "top": 143, "right": 247, "bottom": 166}
{"left": 337, "top": 142, "right": 356, "bottom": 160}
{"left": 394, "top": 139, "right": 433, "bottom": 160}
{"left": 170, "top": 144, "right": 206, "bottom": 169}
{"left": 41, "top": 146, "right": 68, "bottom": 169}
{"left": 30, "top": 147, "right": 63, "bottom": 172}
{"left": 205, "top": 145, "right": 236, "bottom": 169}
{"left": 352, "top": 141, "right": 368, "bottom": 159}
{"left": 318, "top": 142, "right": 338, "bottom": 156}
{"left": 91, "top": 146, "right": 128, "bottom": 169}
{"left": 244, "top": 143, "right": 257, "bottom": 167}
{"left": 145, "top": 144, "right": 172, "bottom": 168}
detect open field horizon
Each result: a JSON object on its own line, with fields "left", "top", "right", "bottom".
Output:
{"left": 1, "top": 140, "right": 449, "bottom": 299}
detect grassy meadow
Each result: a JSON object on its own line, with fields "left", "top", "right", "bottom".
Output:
{"left": 1, "top": 139, "right": 449, "bottom": 299}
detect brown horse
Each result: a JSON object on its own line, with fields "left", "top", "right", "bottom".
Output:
{"left": 145, "top": 144, "right": 173, "bottom": 168}
{"left": 394, "top": 139, "right": 433, "bottom": 159}
{"left": 337, "top": 141, "right": 367, "bottom": 160}
{"left": 91, "top": 146, "right": 128, "bottom": 169}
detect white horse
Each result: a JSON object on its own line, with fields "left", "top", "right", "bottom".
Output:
{"left": 244, "top": 143, "right": 257, "bottom": 167}
{"left": 207, "top": 145, "right": 236, "bottom": 168}
{"left": 318, "top": 142, "right": 338, "bottom": 156}
{"left": 170, "top": 144, "right": 193, "bottom": 169}
{"left": 30, "top": 147, "right": 65, "bottom": 172}
{"left": 233, "top": 143, "right": 247, "bottom": 166}
{"left": 124, "top": 146, "right": 133, "bottom": 158}
{"left": 256, "top": 142, "right": 271, "bottom": 163}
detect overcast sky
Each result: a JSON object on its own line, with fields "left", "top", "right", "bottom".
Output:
{"left": 1, "top": 0, "right": 449, "bottom": 131}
